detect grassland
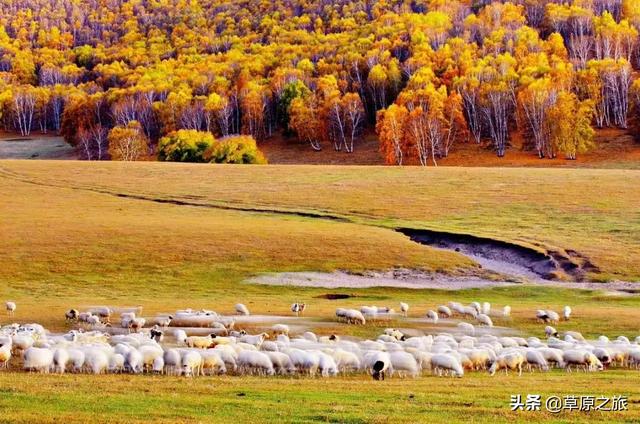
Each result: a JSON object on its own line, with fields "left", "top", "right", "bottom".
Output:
{"left": 2, "top": 160, "right": 639, "bottom": 281}
{"left": 0, "top": 160, "right": 639, "bottom": 423}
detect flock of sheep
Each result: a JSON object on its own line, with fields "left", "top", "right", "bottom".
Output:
{"left": 1, "top": 300, "right": 640, "bottom": 380}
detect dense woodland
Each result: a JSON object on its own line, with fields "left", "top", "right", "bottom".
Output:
{"left": 0, "top": 0, "right": 639, "bottom": 164}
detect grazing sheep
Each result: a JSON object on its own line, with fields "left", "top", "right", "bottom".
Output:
{"left": 265, "top": 351, "right": 295, "bottom": 375}
{"left": 336, "top": 309, "right": 366, "bottom": 325}
{"left": 23, "top": 347, "right": 53, "bottom": 373}
{"left": 384, "top": 328, "right": 405, "bottom": 341}
{"left": 52, "top": 348, "right": 70, "bottom": 374}
{"left": 185, "top": 334, "right": 216, "bottom": 349}
{"left": 563, "top": 350, "right": 603, "bottom": 372}
{"left": 125, "top": 349, "right": 144, "bottom": 374}
{"left": 545, "top": 326, "right": 558, "bottom": 338}
{"left": 437, "top": 306, "right": 452, "bottom": 318}
{"left": 239, "top": 333, "right": 269, "bottom": 347}
{"left": 367, "top": 351, "right": 391, "bottom": 380}
{"left": 173, "top": 329, "right": 188, "bottom": 345}
{"left": 537, "top": 348, "right": 565, "bottom": 368}
{"left": 109, "top": 353, "right": 125, "bottom": 373}
{"left": 235, "top": 303, "right": 250, "bottom": 316}
{"left": 272, "top": 324, "right": 290, "bottom": 336}
{"left": 489, "top": 352, "right": 525, "bottom": 376}
{"left": 149, "top": 356, "right": 164, "bottom": 374}
{"left": 120, "top": 312, "right": 136, "bottom": 328}
{"left": 0, "top": 343, "right": 12, "bottom": 368}
{"left": 563, "top": 306, "right": 572, "bottom": 321}
{"left": 128, "top": 317, "right": 146, "bottom": 333}
{"left": 476, "top": 314, "right": 493, "bottom": 327}
{"left": 182, "top": 351, "right": 203, "bottom": 377}
{"left": 431, "top": 354, "right": 464, "bottom": 377}
{"left": 503, "top": 305, "right": 511, "bottom": 317}
{"left": 302, "top": 331, "right": 318, "bottom": 342}
{"left": 291, "top": 303, "right": 306, "bottom": 316}
{"left": 389, "top": 351, "right": 420, "bottom": 378}
{"left": 238, "top": 350, "right": 275, "bottom": 376}
{"left": 65, "top": 309, "right": 79, "bottom": 321}
{"left": 163, "top": 349, "right": 182, "bottom": 376}
{"left": 67, "top": 349, "right": 86, "bottom": 373}
{"left": 332, "top": 349, "right": 361, "bottom": 373}
{"left": 546, "top": 310, "right": 560, "bottom": 324}
{"left": 139, "top": 345, "right": 164, "bottom": 372}
{"left": 317, "top": 352, "right": 339, "bottom": 377}
{"left": 154, "top": 316, "right": 173, "bottom": 328}
{"left": 426, "top": 310, "right": 438, "bottom": 323}
{"left": 482, "top": 302, "right": 491, "bottom": 315}
{"left": 457, "top": 322, "right": 475, "bottom": 335}
{"left": 201, "top": 351, "right": 227, "bottom": 375}
{"left": 85, "top": 349, "right": 109, "bottom": 375}
{"left": 5, "top": 302, "right": 16, "bottom": 316}
{"left": 563, "top": 331, "right": 585, "bottom": 342}
{"left": 77, "top": 312, "right": 93, "bottom": 324}
{"left": 86, "top": 315, "right": 101, "bottom": 326}
{"left": 525, "top": 350, "right": 549, "bottom": 372}
{"left": 399, "top": 302, "right": 409, "bottom": 317}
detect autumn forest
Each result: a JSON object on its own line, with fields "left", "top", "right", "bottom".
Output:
{"left": 1, "top": 0, "right": 640, "bottom": 164}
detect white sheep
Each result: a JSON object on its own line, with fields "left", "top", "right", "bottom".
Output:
{"left": 201, "top": 351, "right": 227, "bottom": 375}
{"left": 235, "top": 303, "right": 250, "bottom": 316}
{"left": 389, "top": 351, "right": 420, "bottom": 378}
{"left": 0, "top": 343, "right": 11, "bottom": 368}
{"left": 545, "top": 326, "right": 558, "bottom": 338}
{"left": 5, "top": 301, "right": 16, "bottom": 316}
{"left": 109, "top": 353, "right": 125, "bottom": 373}
{"left": 238, "top": 350, "right": 275, "bottom": 376}
{"left": 182, "top": 351, "right": 203, "bottom": 377}
{"left": 525, "top": 350, "right": 549, "bottom": 372}
{"left": 173, "top": 329, "right": 188, "bottom": 345}
{"left": 302, "top": 331, "right": 317, "bottom": 342}
{"left": 431, "top": 354, "right": 464, "bottom": 377}
{"left": 52, "top": 348, "right": 69, "bottom": 374}
{"left": 125, "top": 349, "right": 144, "bottom": 374}
{"left": 481, "top": 302, "right": 491, "bottom": 315}
{"left": 489, "top": 352, "right": 525, "bottom": 376}
{"left": 426, "top": 310, "right": 438, "bottom": 323}
{"left": 332, "top": 349, "right": 361, "bottom": 373}
{"left": 67, "top": 348, "right": 86, "bottom": 373}
{"left": 537, "top": 348, "right": 565, "bottom": 368}
{"left": 437, "top": 305, "right": 452, "bottom": 318}
{"left": 128, "top": 317, "right": 146, "bottom": 333}
{"left": 563, "top": 350, "right": 603, "bottom": 372}
{"left": 185, "top": 334, "right": 215, "bottom": 349}
{"left": 265, "top": 351, "right": 295, "bottom": 375}
{"left": 272, "top": 324, "right": 289, "bottom": 336}
{"left": 563, "top": 306, "right": 572, "bottom": 321}
{"left": 163, "top": 349, "right": 182, "bottom": 376}
{"left": 23, "top": 347, "right": 53, "bottom": 373}
{"left": 457, "top": 322, "right": 475, "bottom": 335}
{"left": 317, "top": 351, "right": 339, "bottom": 377}
{"left": 476, "top": 314, "right": 493, "bottom": 327}
{"left": 399, "top": 302, "right": 409, "bottom": 317}
{"left": 239, "top": 333, "right": 269, "bottom": 347}
{"left": 85, "top": 349, "right": 109, "bottom": 374}
{"left": 503, "top": 305, "right": 511, "bottom": 317}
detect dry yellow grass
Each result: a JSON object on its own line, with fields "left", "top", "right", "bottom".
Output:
{"left": 1, "top": 160, "right": 639, "bottom": 281}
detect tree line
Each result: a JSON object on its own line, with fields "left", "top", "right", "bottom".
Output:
{"left": 0, "top": 0, "right": 639, "bottom": 163}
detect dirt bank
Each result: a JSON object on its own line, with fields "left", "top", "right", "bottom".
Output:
{"left": 248, "top": 269, "right": 638, "bottom": 294}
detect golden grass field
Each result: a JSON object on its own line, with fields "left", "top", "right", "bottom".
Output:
{"left": 0, "top": 160, "right": 639, "bottom": 423}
